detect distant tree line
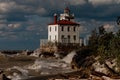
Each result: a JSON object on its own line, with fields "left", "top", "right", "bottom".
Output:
{"left": 1, "top": 50, "right": 33, "bottom": 55}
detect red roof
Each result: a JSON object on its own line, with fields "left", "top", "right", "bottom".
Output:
{"left": 48, "top": 20, "right": 80, "bottom": 25}
{"left": 65, "top": 7, "right": 70, "bottom": 11}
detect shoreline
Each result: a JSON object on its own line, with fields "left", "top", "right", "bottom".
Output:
{"left": 25, "top": 70, "right": 84, "bottom": 80}
{"left": 26, "top": 68, "right": 120, "bottom": 80}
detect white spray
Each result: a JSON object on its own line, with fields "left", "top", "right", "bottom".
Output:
{"left": 62, "top": 51, "right": 76, "bottom": 64}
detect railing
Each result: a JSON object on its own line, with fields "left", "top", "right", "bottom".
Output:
{"left": 40, "top": 38, "right": 84, "bottom": 47}
{"left": 40, "top": 39, "right": 48, "bottom": 46}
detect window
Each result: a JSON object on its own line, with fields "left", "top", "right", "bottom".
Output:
{"left": 61, "top": 35, "right": 64, "bottom": 39}
{"left": 68, "top": 26, "right": 70, "bottom": 32}
{"left": 74, "top": 27, "right": 76, "bottom": 31}
{"left": 49, "top": 35, "right": 51, "bottom": 40}
{"left": 50, "top": 27, "right": 51, "bottom": 32}
{"left": 55, "top": 35, "right": 56, "bottom": 40}
{"left": 61, "top": 26, "right": 64, "bottom": 31}
{"left": 55, "top": 26, "right": 57, "bottom": 31}
{"left": 61, "top": 35, "right": 64, "bottom": 43}
{"left": 68, "top": 35, "right": 70, "bottom": 39}
{"left": 68, "top": 35, "right": 70, "bottom": 43}
{"left": 73, "top": 35, "right": 76, "bottom": 41}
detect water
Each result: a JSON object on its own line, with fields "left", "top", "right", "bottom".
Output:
{"left": 6, "top": 51, "right": 76, "bottom": 79}
{"left": 28, "top": 59, "right": 72, "bottom": 75}
{"left": 28, "top": 51, "right": 76, "bottom": 75}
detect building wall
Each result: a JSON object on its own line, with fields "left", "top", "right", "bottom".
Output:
{"left": 48, "top": 25, "right": 59, "bottom": 42}
{"left": 58, "top": 25, "right": 80, "bottom": 44}
{"left": 48, "top": 24, "right": 80, "bottom": 44}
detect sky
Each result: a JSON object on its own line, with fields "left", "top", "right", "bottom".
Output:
{"left": 0, "top": 0, "right": 120, "bottom": 50}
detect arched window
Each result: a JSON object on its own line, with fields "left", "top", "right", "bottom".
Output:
{"left": 61, "top": 26, "right": 64, "bottom": 31}
{"left": 50, "top": 27, "right": 51, "bottom": 32}
{"left": 61, "top": 35, "right": 65, "bottom": 43}
{"left": 68, "top": 26, "right": 70, "bottom": 32}
{"left": 74, "top": 27, "right": 76, "bottom": 31}
{"left": 68, "top": 35, "right": 70, "bottom": 43}
{"left": 73, "top": 35, "right": 76, "bottom": 41}
{"left": 55, "top": 35, "right": 56, "bottom": 40}
{"left": 49, "top": 35, "right": 51, "bottom": 40}
{"left": 68, "top": 35, "right": 70, "bottom": 39}
{"left": 61, "top": 35, "right": 64, "bottom": 39}
{"left": 55, "top": 26, "right": 57, "bottom": 31}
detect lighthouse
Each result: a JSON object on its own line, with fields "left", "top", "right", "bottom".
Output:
{"left": 48, "top": 7, "right": 80, "bottom": 44}
{"left": 34, "top": 7, "right": 82, "bottom": 57}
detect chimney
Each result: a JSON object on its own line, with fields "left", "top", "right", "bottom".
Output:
{"left": 54, "top": 13, "right": 57, "bottom": 24}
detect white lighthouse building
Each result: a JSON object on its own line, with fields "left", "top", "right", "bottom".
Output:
{"left": 48, "top": 7, "right": 80, "bottom": 44}
{"left": 32, "top": 7, "right": 81, "bottom": 57}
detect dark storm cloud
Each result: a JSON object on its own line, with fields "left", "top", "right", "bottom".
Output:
{"left": 0, "top": 0, "right": 120, "bottom": 50}
{"left": 0, "top": 0, "right": 119, "bottom": 21}
{"left": 69, "top": 3, "right": 120, "bottom": 21}
{"left": 6, "top": 14, "right": 27, "bottom": 22}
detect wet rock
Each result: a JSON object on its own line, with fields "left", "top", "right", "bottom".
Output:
{"left": 2, "top": 74, "right": 11, "bottom": 80}
{"left": 0, "top": 71, "right": 11, "bottom": 80}
{"left": 71, "top": 55, "right": 95, "bottom": 69}
{"left": 71, "top": 47, "right": 95, "bottom": 69}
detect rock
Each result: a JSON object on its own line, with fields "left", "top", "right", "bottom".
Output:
{"left": 105, "top": 59, "right": 120, "bottom": 74}
{"left": 21, "top": 50, "right": 29, "bottom": 55}
{"left": 105, "top": 59, "right": 116, "bottom": 69}
{"left": 92, "top": 61, "right": 109, "bottom": 75}
{"left": 2, "top": 74, "right": 11, "bottom": 80}
{"left": 0, "top": 71, "right": 3, "bottom": 80}
{"left": 0, "top": 52, "right": 5, "bottom": 56}
{"left": 89, "top": 75, "right": 103, "bottom": 80}
{"left": 102, "top": 76, "right": 112, "bottom": 80}
{"left": 71, "top": 54, "right": 95, "bottom": 69}
{"left": 0, "top": 52, "right": 7, "bottom": 60}
{"left": 71, "top": 61, "right": 79, "bottom": 70}
{"left": 0, "top": 72, "right": 11, "bottom": 80}
{"left": 71, "top": 47, "right": 95, "bottom": 69}
{"left": 30, "top": 48, "right": 41, "bottom": 57}
{"left": 70, "top": 47, "right": 120, "bottom": 79}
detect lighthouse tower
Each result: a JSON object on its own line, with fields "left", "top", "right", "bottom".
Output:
{"left": 60, "top": 7, "right": 74, "bottom": 21}
{"left": 48, "top": 7, "right": 80, "bottom": 44}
